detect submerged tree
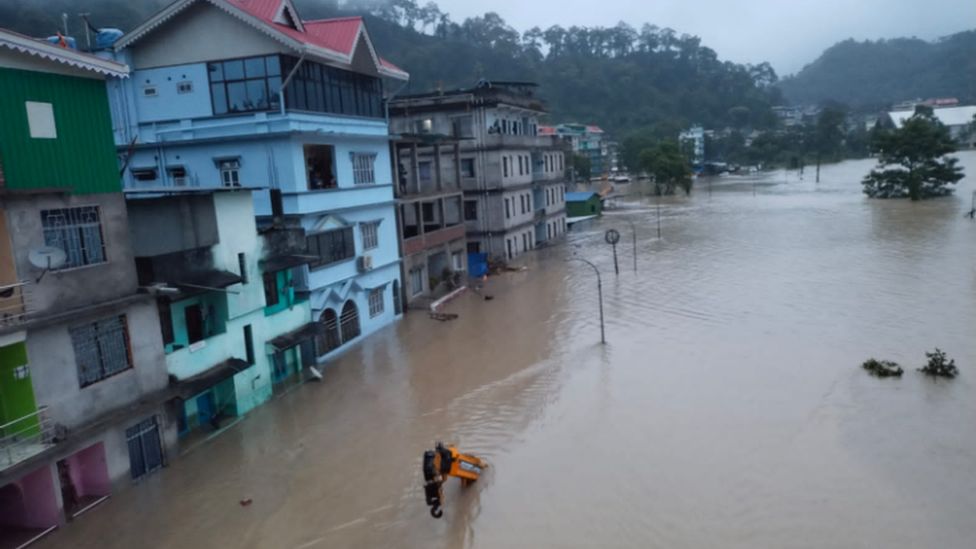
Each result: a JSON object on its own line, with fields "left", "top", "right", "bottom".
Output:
{"left": 639, "top": 141, "right": 693, "bottom": 195}
{"left": 862, "top": 107, "right": 964, "bottom": 200}
{"left": 572, "top": 154, "right": 592, "bottom": 180}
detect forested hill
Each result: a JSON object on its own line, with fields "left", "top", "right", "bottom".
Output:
{"left": 1, "top": 0, "right": 783, "bottom": 135}
{"left": 777, "top": 30, "right": 976, "bottom": 109}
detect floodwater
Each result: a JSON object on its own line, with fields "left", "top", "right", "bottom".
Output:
{"left": 42, "top": 153, "right": 976, "bottom": 549}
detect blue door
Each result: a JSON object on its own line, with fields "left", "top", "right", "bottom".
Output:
{"left": 196, "top": 392, "right": 215, "bottom": 426}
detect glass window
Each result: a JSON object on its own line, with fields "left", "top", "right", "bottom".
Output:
{"left": 223, "top": 59, "right": 245, "bottom": 80}
{"left": 208, "top": 62, "right": 224, "bottom": 82}
{"left": 368, "top": 288, "right": 384, "bottom": 318}
{"left": 41, "top": 206, "right": 106, "bottom": 269}
{"left": 244, "top": 57, "right": 266, "bottom": 78}
{"left": 226, "top": 82, "right": 247, "bottom": 112}
{"left": 306, "top": 227, "right": 354, "bottom": 269}
{"left": 410, "top": 268, "right": 424, "bottom": 296}
{"left": 352, "top": 153, "right": 377, "bottom": 185}
{"left": 461, "top": 158, "right": 475, "bottom": 178}
{"left": 304, "top": 145, "right": 336, "bottom": 190}
{"left": 246, "top": 79, "right": 268, "bottom": 110}
{"left": 263, "top": 271, "right": 280, "bottom": 307}
{"left": 418, "top": 161, "right": 433, "bottom": 182}
{"left": 464, "top": 200, "right": 478, "bottom": 220}
{"left": 361, "top": 221, "right": 379, "bottom": 250}
{"left": 72, "top": 315, "right": 132, "bottom": 387}
{"left": 266, "top": 56, "right": 281, "bottom": 76}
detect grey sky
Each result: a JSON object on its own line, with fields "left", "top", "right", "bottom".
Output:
{"left": 429, "top": 0, "right": 974, "bottom": 75}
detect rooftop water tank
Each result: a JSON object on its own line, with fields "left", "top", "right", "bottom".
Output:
{"left": 94, "top": 28, "right": 124, "bottom": 50}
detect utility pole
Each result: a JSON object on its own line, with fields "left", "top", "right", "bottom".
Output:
{"left": 626, "top": 220, "right": 637, "bottom": 272}
{"left": 656, "top": 197, "right": 662, "bottom": 239}
{"left": 569, "top": 258, "right": 605, "bottom": 344}
{"left": 61, "top": 13, "right": 69, "bottom": 37}
{"left": 79, "top": 13, "right": 92, "bottom": 51}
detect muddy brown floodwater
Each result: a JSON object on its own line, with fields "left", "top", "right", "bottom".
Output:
{"left": 42, "top": 153, "right": 976, "bottom": 549}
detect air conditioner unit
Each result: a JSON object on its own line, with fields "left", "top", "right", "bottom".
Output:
{"left": 357, "top": 255, "right": 374, "bottom": 272}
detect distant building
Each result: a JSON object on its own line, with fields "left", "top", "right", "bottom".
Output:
{"left": 391, "top": 135, "right": 467, "bottom": 308}
{"left": 0, "top": 28, "right": 174, "bottom": 537}
{"left": 547, "top": 124, "right": 610, "bottom": 177}
{"left": 565, "top": 191, "right": 603, "bottom": 217}
{"left": 389, "top": 81, "right": 568, "bottom": 262}
{"left": 679, "top": 126, "right": 706, "bottom": 170}
{"left": 886, "top": 106, "right": 976, "bottom": 147}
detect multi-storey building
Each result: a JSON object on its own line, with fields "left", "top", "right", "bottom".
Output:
{"left": 0, "top": 30, "right": 174, "bottom": 544}
{"left": 389, "top": 81, "right": 568, "bottom": 262}
{"left": 392, "top": 135, "right": 467, "bottom": 308}
{"left": 125, "top": 189, "right": 313, "bottom": 442}
{"left": 102, "top": 0, "right": 408, "bottom": 361}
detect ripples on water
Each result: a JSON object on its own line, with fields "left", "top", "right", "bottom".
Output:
{"left": 43, "top": 154, "right": 976, "bottom": 549}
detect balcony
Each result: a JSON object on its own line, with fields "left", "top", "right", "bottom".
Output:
{"left": 403, "top": 224, "right": 465, "bottom": 256}
{"left": 0, "top": 407, "right": 57, "bottom": 472}
{"left": 534, "top": 208, "right": 546, "bottom": 221}
{"left": 0, "top": 281, "right": 33, "bottom": 329}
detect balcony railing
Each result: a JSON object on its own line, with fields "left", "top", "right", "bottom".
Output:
{"left": 0, "top": 281, "right": 32, "bottom": 328}
{"left": 1, "top": 406, "right": 57, "bottom": 471}
{"left": 534, "top": 208, "right": 547, "bottom": 220}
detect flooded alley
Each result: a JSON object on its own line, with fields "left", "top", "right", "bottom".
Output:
{"left": 40, "top": 153, "right": 976, "bottom": 549}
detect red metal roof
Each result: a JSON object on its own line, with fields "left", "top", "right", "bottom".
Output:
{"left": 223, "top": 0, "right": 406, "bottom": 77}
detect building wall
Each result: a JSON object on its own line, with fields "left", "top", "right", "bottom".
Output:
{"left": 26, "top": 299, "right": 168, "bottom": 431}
{"left": 0, "top": 67, "right": 119, "bottom": 195}
{"left": 3, "top": 192, "right": 139, "bottom": 314}
{"left": 129, "top": 2, "right": 291, "bottom": 70}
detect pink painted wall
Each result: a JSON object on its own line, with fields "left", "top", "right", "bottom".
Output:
{"left": 65, "top": 442, "right": 111, "bottom": 497}
{"left": 0, "top": 466, "right": 59, "bottom": 528}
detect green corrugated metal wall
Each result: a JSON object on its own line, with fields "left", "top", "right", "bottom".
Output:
{"left": 0, "top": 67, "right": 120, "bottom": 194}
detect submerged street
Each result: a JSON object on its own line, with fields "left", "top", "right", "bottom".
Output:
{"left": 41, "top": 154, "right": 976, "bottom": 549}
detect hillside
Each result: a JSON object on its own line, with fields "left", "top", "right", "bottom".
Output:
{"left": 777, "top": 30, "right": 976, "bottom": 109}
{"left": 0, "top": 0, "right": 782, "bottom": 137}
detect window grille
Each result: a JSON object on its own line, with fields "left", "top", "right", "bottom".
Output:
{"left": 361, "top": 221, "right": 379, "bottom": 250}
{"left": 351, "top": 153, "right": 377, "bottom": 184}
{"left": 41, "top": 206, "right": 106, "bottom": 269}
{"left": 368, "top": 288, "right": 384, "bottom": 318}
{"left": 72, "top": 315, "right": 132, "bottom": 387}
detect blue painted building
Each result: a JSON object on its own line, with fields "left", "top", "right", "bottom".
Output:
{"left": 103, "top": 0, "right": 409, "bottom": 362}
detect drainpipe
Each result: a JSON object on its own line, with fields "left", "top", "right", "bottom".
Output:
{"left": 278, "top": 52, "right": 306, "bottom": 116}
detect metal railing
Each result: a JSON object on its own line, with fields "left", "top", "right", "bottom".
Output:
{"left": 1, "top": 406, "right": 57, "bottom": 471}
{"left": 0, "top": 281, "right": 32, "bottom": 328}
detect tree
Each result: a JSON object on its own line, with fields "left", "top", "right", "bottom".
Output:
{"left": 638, "top": 141, "right": 693, "bottom": 195}
{"left": 572, "top": 154, "right": 592, "bottom": 180}
{"left": 862, "top": 108, "right": 964, "bottom": 200}
{"left": 808, "top": 106, "right": 846, "bottom": 182}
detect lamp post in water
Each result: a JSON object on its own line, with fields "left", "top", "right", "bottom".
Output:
{"left": 605, "top": 229, "right": 621, "bottom": 275}
{"left": 569, "top": 257, "right": 605, "bottom": 344}
{"left": 625, "top": 220, "right": 637, "bottom": 273}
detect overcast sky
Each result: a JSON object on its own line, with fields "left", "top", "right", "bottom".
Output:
{"left": 429, "top": 0, "right": 974, "bottom": 76}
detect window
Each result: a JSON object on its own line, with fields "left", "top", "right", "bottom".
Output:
{"left": 72, "top": 315, "right": 133, "bottom": 388}
{"left": 418, "top": 161, "right": 433, "bottom": 182}
{"left": 410, "top": 268, "right": 424, "bottom": 296}
{"left": 263, "top": 271, "right": 279, "bottom": 307}
{"left": 25, "top": 101, "right": 56, "bottom": 138}
{"left": 416, "top": 118, "right": 433, "bottom": 133}
{"left": 520, "top": 194, "right": 526, "bottom": 214}
{"left": 142, "top": 86, "right": 158, "bottom": 98}
{"left": 361, "top": 221, "right": 379, "bottom": 250}
{"left": 317, "top": 309, "right": 340, "bottom": 356}
{"left": 168, "top": 166, "right": 187, "bottom": 186}
{"left": 340, "top": 300, "right": 360, "bottom": 341}
{"left": 41, "top": 206, "right": 105, "bottom": 269}
{"left": 351, "top": 152, "right": 377, "bottom": 185}
{"left": 368, "top": 288, "right": 384, "bottom": 318}
{"left": 219, "top": 159, "right": 240, "bottom": 187}
{"left": 452, "top": 115, "right": 473, "bottom": 138}
{"left": 461, "top": 158, "right": 475, "bottom": 178}
{"left": 305, "top": 145, "right": 336, "bottom": 190}
{"left": 452, "top": 251, "right": 464, "bottom": 271}
{"left": 208, "top": 55, "right": 281, "bottom": 115}
{"left": 503, "top": 156, "right": 509, "bottom": 178}
{"left": 464, "top": 200, "right": 478, "bottom": 220}
{"left": 131, "top": 167, "right": 157, "bottom": 182}
{"left": 506, "top": 239, "right": 513, "bottom": 259}
{"left": 518, "top": 156, "right": 524, "bottom": 176}
{"left": 306, "top": 227, "right": 355, "bottom": 268}
{"left": 243, "top": 325, "right": 254, "bottom": 365}
{"left": 177, "top": 81, "right": 193, "bottom": 94}
{"left": 237, "top": 253, "right": 248, "bottom": 283}
{"left": 280, "top": 55, "right": 383, "bottom": 118}
{"left": 504, "top": 198, "right": 511, "bottom": 219}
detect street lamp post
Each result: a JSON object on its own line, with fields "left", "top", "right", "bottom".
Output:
{"left": 569, "top": 257, "right": 605, "bottom": 344}
{"left": 605, "top": 229, "right": 621, "bottom": 276}
{"left": 626, "top": 220, "right": 637, "bottom": 273}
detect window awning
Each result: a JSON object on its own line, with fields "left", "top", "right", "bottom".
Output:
{"left": 169, "top": 358, "right": 249, "bottom": 400}
{"left": 267, "top": 323, "right": 319, "bottom": 352}
{"left": 261, "top": 254, "right": 317, "bottom": 273}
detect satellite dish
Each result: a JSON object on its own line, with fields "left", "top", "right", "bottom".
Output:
{"left": 29, "top": 246, "right": 67, "bottom": 282}
{"left": 29, "top": 246, "right": 67, "bottom": 270}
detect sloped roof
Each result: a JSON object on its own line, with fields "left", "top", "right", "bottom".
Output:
{"left": 116, "top": 0, "right": 407, "bottom": 80}
{"left": 0, "top": 27, "right": 129, "bottom": 78}
{"left": 566, "top": 191, "right": 598, "bottom": 202}
{"left": 888, "top": 106, "right": 976, "bottom": 129}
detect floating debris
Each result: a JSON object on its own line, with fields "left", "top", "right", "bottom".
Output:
{"left": 862, "top": 358, "right": 904, "bottom": 377}
{"left": 918, "top": 348, "right": 958, "bottom": 378}
{"left": 429, "top": 312, "right": 458, "bottom": 322}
